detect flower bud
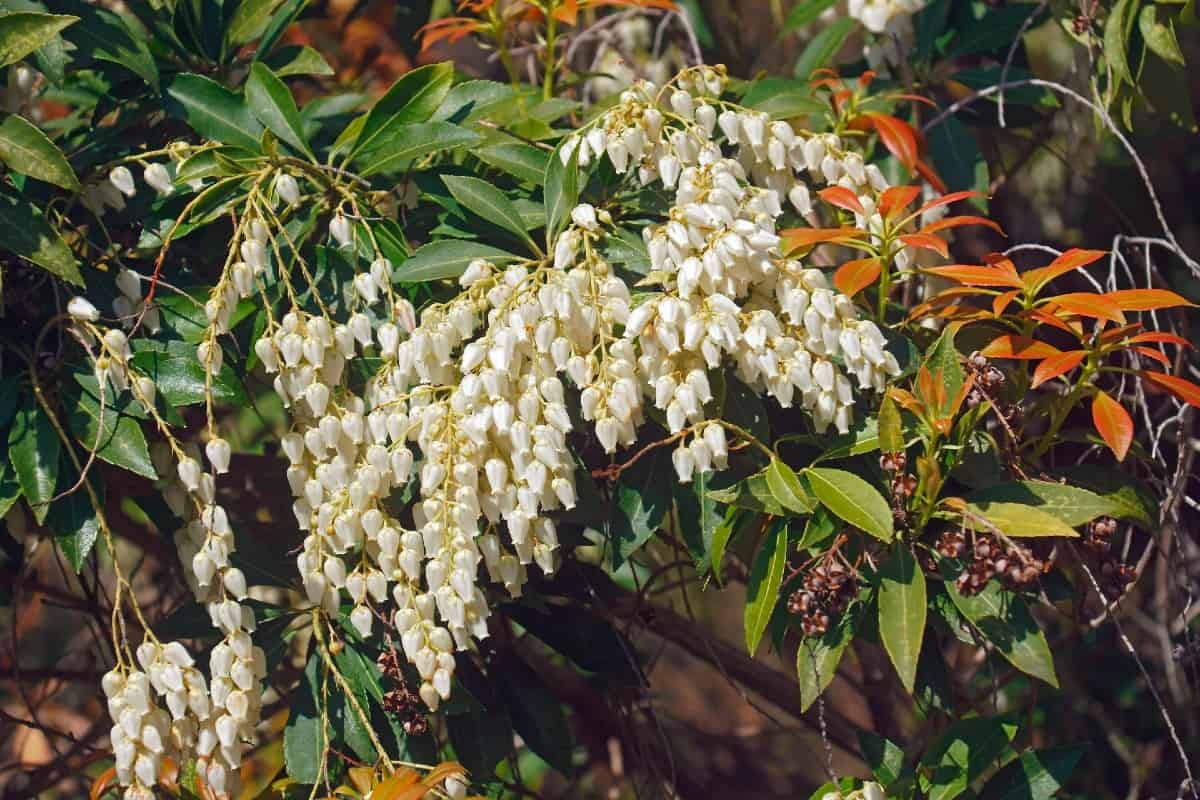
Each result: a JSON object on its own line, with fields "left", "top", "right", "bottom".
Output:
{"left": 275, "top": 172, "right": 300, "bottom": 206}
{"left": 143, "top": 163, "right": 173, "bottom": 196}
{"left": 68, "top": 296, "right": 99, "bottom": 322}
{"left": 109, "top": 166, "right": 136, "bottom": 197}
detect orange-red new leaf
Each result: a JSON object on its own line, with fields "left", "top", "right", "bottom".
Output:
{"left": 1106, "top": 289, "right": 1197, "bottom": 311}
{"left": 980, "top": 335, "right": 1062, "bottom": 360}
{"left": 1092, "top": 390, "right": 1133, "bottom": 461}
{"left": 1022, "top": 248, "right": 1107, "bottom": 293}
{"left": 1134, "top": 347, "right": 1172, "bottom": 367}
{"left": 834, "top": 257, "right": 883, "bottom": 297}
{"left": 1046, "top": 292, "right": 1127, "bottom": 324}
{"left": 867, "top": 113, "right": 919, "bottom": 170}
{"left": 879, "top": 185, "right": 920, "bottom": 218}
{"left": 1031, "top": 350, "right": 1086, "bottom": 387}
{"left": 923, "top": 265, "right": 1024, "bottom": 288}
{"left": 1129, "top": 332, "right": 1192, "bottom": 348}
{"left": 992, "top": 289, "right": 1020, "bottom": 317}
{"left": 1141, "top": 371, "right": 1200, "bottom": 408}
{"left": 781, "top": 226, "right": 867, "bottom": 253}
{"left": 899, "top": 233, "right": 949, "bottom": 257}
{"left": 911, "top": 190, "right": 984, "bottom": 219}
{"left": 920, "top": 215, "right": 1005, "bottom": 237}
{"left": 818, "top": 186, "right": 866, "bottom": 215}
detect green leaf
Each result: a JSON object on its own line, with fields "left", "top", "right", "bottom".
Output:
{"left": 0, "top": 187, "right": 83, "bottom": 285}
{"left": 254, "top": 0, "right": 305, "bottom": 58}
{"left": 805, "top": 466, "right": 894, "bottom": 542}
{"left": 166, "top": 73, "right": 263, "bottom": 152}
{"left": 358, "top": 121, "right": 481, "bottom": 176}
{"left": 979, "top": 746, "right": 1084, "bottom": 800}
{"left": 675, "top": 469, "right": 723, "bottom": 573}
{"left": 544, "top": 137, "right": 579, "bottom": 244}
{"left": 796, "top": 612, "right": 854, "bottom": 712}
{"left": 947, "top": 581, "right": 1058, "bottom": 687}
{"left": 765, "top": 457, "right": 814, "bottom": 515}
{"left": 446, "top": 697, "right": 514, "bottom": 778}
{"left": 0, "top": 459, "right": 20, "bottom": 520}
{"left": 707, "top": 468, "right": 785, "bottom": 516}
{"left": 741, "top": 77, "right": 825, "bottom": 119}
{"left": 352, "top": 62, "right": 454, "bottom": 159}
{"left": 1139, "top": 5, "right": 1185, "bottom": 65}
{"left": 923, "top": 326, "right": 965, "bottom": 409}
{"left": 0, "top": 11, "right": 74, "bottom": 69}
{"left": 0, "top": 113, "right": 78, "bottom": 190}
{"left": 964, "top": 501, "right": 1079, "bottom": 538}
{"left": 393, "top": 240, "right": 521, "bottom": 283}
{"left": 246, "top": 62, "right": 313, "bottom": 158}
{"left": 793, "top": 16, "right": 852, "bottom": 80}
{"left": 284, "top": 652, "right": 324, "bottom": 784}
{"left": 878, "top": 546, "right": 926, "bottom": 692}
{"left": 919, "top": 716, "right": 1019, "bottom": 800}
{"left": 494, "top": 652, "right": 574, "bottom": 774}
{"left": 261, "top": 44, "right": 333, "bottom": 77}
{"left": 744, "top": 520, "right": 788, "bottom": 655}
{"left": 858, "top": 730, "right": 906, "bottom": 788}
{"left": 966, "top": 481, "right": 1117, "bottom": 527}
{"left": 52, "top": 1, "right": 156, "bottom": 87}
{"left": 476, "top": 142, "right": 549, "bottom": 185}
{"left": 8, "top": 403, "right": 59, "bottom": 523}
{"left": 226, "top": 0, "right": 285, "bottom": 46}
{"left": 1105, "top": 0, "right": 1138, "bottom": 85}
{"left": 878, "top": 393, "right": 904, "bottom": 454}
{"left": 443, "top": 174, "right": 539, "bottom": 252}
{"left": 64, "top": 383, "right": 156, "bottom": 479}
{"left": 609, "top": 445, "right": 672, "bottom": 568}
{"left": 505, "top": 604, "right": 640, "bottom": 684}
{"left": 44, "top": 473, "right": 99, "bottom": 571}
{"left": 709, "top": 507, "right": 746, "bottom": 578}
{"left": 433, "top": 79, "right": 520, "bottom": 125}
{"left": 783, "top": 0, "right": 838, "bottom": 32}
{"left": 130, "top": 341, "right": 246, "bottom": 407}
{"left": 1055, "top": 466, "right": 1155, "bottom": 527}
{"left": 948, "top": 3, "right": 1047, "bottom": 57}
{"left": 333, "top": 644, "right": 381, "bottom": 761}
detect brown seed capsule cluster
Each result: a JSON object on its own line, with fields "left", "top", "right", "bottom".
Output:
{"left": 788, "top": 560, "right": 857, "bottom": 637}
{"left": 377, "top": 649, "right": 429, "bottom": 736}
{"left": 881, "top": 452, "right": 914, "bottom": 525}
{"left": 1083, "top": 516, "right": 1118, "bottom": 555}
{"left": 966, "top": 352, "right": 1007, "bottom": 409}
{"left": 1081, "top": 516, "right": 1136, "bottom": 599}
{"left": 940, "top": 531, "right": 1046, "bottom": 596}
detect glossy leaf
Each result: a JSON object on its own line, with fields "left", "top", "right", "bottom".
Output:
{"left": 0, "top": 189, "right": 83, "bottom": 286}
{"left": 544, "top": 137, "right": 580, "bottom": 242}
{"left": 796, "top": 612, "right": 854, "bottom": 712}
{"left": 1092, "top": 390, "right": 1133, "bottom": 461}
{"left": 805, "top": 466, "right": 893, "bottom": 542}
{"left": 764, "top": 457, "right": 814, "bottom": 515}
{"left": 948, "top": 581, "right": 1058, "bottom": 687}
{"left": 920, "top": 214, "right": 1004, "bottom": 236}
{"left": 877, "top": 393, "right": 904, "bottom": 454}
{"left": 967, "top": 481, "right": 1118, "bottom": 527}
{"left": 899, "top": 232, "right": 949, "bottom": 257}
{"left": 833, "top": 257, "right": 882, "bottom": 296}
{"left": 867, "top": 112, "right": 919, "bottom": 170}
{"left": 980, "top": 336, "right": 1061, "bottom": 360}
{"left": 924, "top": 265, "right": 1024, "bottom": 288}
{"left": 166, "top": 74, "right": 263, "bottom": 152}
{"left": 1046, "top": 292, "right": 1125, "bottom": 324}
{"left": 1031, "top": 350, "right": 1086, "bottom": 388}
{"left": 45, "top": 475, "right": 100, "bottom": 572}
{"left": 980, "top": 746, "right": 1085, "bottom": 800}
{"left": 609, "top": 445, "right": 672, "bottom": 567}
{"left": 8, "top": 403, "right": 59, "bottom": 523}
{"left": 919, "top": 716, "right": 1019, "bottom": 800}
{"left": 965, "top": 501, "right": 1079, "bottom": 538}
{"left": 1106, "top": 288, "right": 1196, "bottom": 311}
{"left": 476, "top": 143, "right": 549, "bottom": 185}
{"left": 0, "top": 113, "right": 78, "bottom": 190}
{"left": 393, "top": 240, "right": 521, "bottom": 283}
{"left": 1023, "top": 248, "right": 1106, "bottom": 292}
{"left": 782, "top": 226, "right": 866, "bottom": 253}
{"left": 744, "top": 520, "right": 788, "bottom": 655}
{"left": 878, "top": 546, "right": 926, "bottom": 692}
{"left": 246, "top": 63, "right": 313, "bottom": 158}
{"left": 353, "top": 62, "right": 454, "bottom": 159}
{"left": 359, "top": 121, "right": 481, "bottom": 176}
{"left": 443, "top": 175, "right": 539, "bottom": 252}
{"left": 818, "top": 185, "right": 866, "bottom": 215}
{"left": 1141, "top": 370, "right": 1200, "bottom": 408}
{"left": 0, "top": 11, "right": 77, "bottom": 67}
{"left": 878, "top": 185, "right": 920, "bottom": 218}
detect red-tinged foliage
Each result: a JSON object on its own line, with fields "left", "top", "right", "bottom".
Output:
{"left": 780, "top": 226, "right": 866, "bottom": 253}
{"left": 992, "top": 289, "right": 1020, "bottom": 317}
{"left": 833, "top": 257, "right": 882, "bottom": 297}
{"left": 1133, "top": 347, "right": 1172, "bottom": 367}
{"left": 920, "top": 215, "right": 1005, "bottom": 236}
{"left": 818, "top": 186, "right": 866, "bottom": 215}
{"left": 552, "top": 0, "right": 579, "bottom": 24}
{"left": 1031, "top": 350, "right": 1087, "bottom": 387}
{"left": 865, "top": 112, "right": 918, "bottom": 170}
{"left": 1128, "top": 331, "right": 1192, "bottom": 347}
{"left": 1141, "top": 371, "right": 1200, "bottom": 407}
{"left": 419, "top": 17, "right": 483, "bottom": 50}
{"left": 898, "top": 233, "right": 949, "bottom": 257}
{"left": 913, "top": 158, "right": 948, "bottom": 194}
{"left": 1045, "top": 292, "right": 1127, "bottom": 324}
{"left": 1106, "top": 288, "right": 1197, "bottom": 311}
{"left": 1021, "top": 248, "right": 1107, "bottom": 293}
{"left": 923, "top": 265, "right": 1024, "bottom": 288}
{"left": 1092, "top": 390, "right": 1133, "bottom": 461}
{"left": 910, "top": 190, "right": 984, "bottom": 219}
{"left": 981, "top": 335, "right": 1062, "bottom": 360}
{"left": 878, "top": 185, "right": 920, "bottom": 218}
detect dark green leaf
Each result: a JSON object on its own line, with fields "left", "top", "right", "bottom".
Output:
{"left": 0, "top": 187, "right": 82, "bottom": 285}
{"left": 52, "top": 0, "right": 156, "bottom": 87}
{"left": 446, "top": 696, "right": 514, "bottom": 778}
{"left": 0, "top": 112, "right": 78, "bottom": 190}
{"left": 675, "top": 469, "right": 723, "bottom": 573}
{"left": 878, "top": 545, "right": 926, "bottom": 692}
{"left": 947, "top": 581, "right": 1058, "bottom": 687}
{"left": 476, "top": 142, "right": 549, "bottom": 185}
{"left": 0, "top": 11, "right": 76, "bottom": 67}
{"left": 44, "top": 470, "right": 99, "bottom": 571}
{"left": 793, "top": 17, "right": 852, "bottom": 80}
{"left": 393, "top": 240, "right": 521, "bottom": 283}
{"left": 949, "top": 3, "right": 1048, "bottom": 57}
{"left": 505, "top": 604, "right": 641, "bottom": 684}
{"left": 858, "top": 730, "right": 906, "bottom": 787}
{"left": 130, "top": 341, "right": 246, "bottom": 407}
{"left": 797, "top": 611, "right": 854, "bottom": 712}
{"left": 609, "top": 445, "right": 672, "bottom": 568}
{"left": 805, "top": 466, "right": 893, "bottom": 542}
{"left": 433, "top": 79, "right": 520, "bottom": 125}
{"left": 165, "top": 73, "right": 263, "bottom": 152}
{"left": 544, "top": 137, "right": 579, "bottom": 244}
{"left": 919, "top": 716, "right": 1019, "bottom": 800}
{"left": 783, "top": 0, "right": 838, "bottom": 32}
{"left": 980, "top": 746, "right": 1084, "bottom": 800}
{"left": 283, "top": 652, "right": 324, "bottom": 784}
{"left": 246, "top": 62, "right": 313, "bottom": 158}
{"left": 745, "top": 519, "right": 788, "bottom": 655}
{"left": 8, "top": 403, "right": 58, "bottom": 523}
{"left": 494, "top": 652, "right": 574, "bottom": 774}
{"left": 358, "top": 121, "right": 481, "bottom": 176}
{"left": 64, "top": 383, "right": 156, "bottom": 479}
{"left": 352, "top": 62, "right": 454, "bottom": 159}
{"left": 927, "top": 114, "right": 986, "bottom": 208}
{"left": 443, "top": 174, "right": 539, "bottom": 251}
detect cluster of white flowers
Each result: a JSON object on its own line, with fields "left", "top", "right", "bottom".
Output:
{"left": 848, "top": 0, "right": 926, "bottom": 69}
{"left": 83, "top": 161, "right": 179, "bottom": 214}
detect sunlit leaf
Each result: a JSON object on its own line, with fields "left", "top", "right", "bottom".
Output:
{"left": 833, "top": 256, "right": 882, "bottom": 296}
{"left": 980, "top": 335, "right": 1061, "bottom": 360}
{"left": 1141, "top": 370, "right": 1200, "bottom": 408}
{"left": 1031, "top": 350, "right": 1086, "bottom": 387}
{"left": 1091, "top": 390, "right": 1133, "bottom": 461}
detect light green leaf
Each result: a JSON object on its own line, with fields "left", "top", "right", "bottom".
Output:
{"left": 443, "top": 174, "right": 539, "bottom": 252}
{"left": 393, "top": 240, "right": 521, "bottom": 283}
{"left": 433, "top": 79, "right": 520, "bottom": 124}
{"left": 226, "top": 0, "right": 285, "bottom": 46}
{"left": 358, "top": 121, "right": 481, "bottom": 176}
{"left": 964, "top": 501, "right": 1079, "bottom": 538}
{"left": 1105, "top": 0, "right": 1137, "bottom": 85}
{"left": 246, "top": 62, "right": 313, "bottom": 158}
{"left": 260, "top": 45, "right": 333, "bottom": 77}
{"left": 948, "top": 581, "right": 1058, "bottom": 687}
{"left": 1139, "top": 5, "right": 1186, "bottom": 66}
{"left": 166, "top": 73, "right": 263, "bottom": 152}
{"left": 858, "top": 730, "right": 906, "bottom": 788}
{"left": 805, "top": 466, "right": 894, "bottom": 542}
{"left": 0, "top": 113, "right": 79, "bottom": 190}
{"left": 878, "top": 546, "right": 926, "bottom": 692}
{"left": 966, "top": 481, "right": 1117, "bottom": 527}
{"left": 544, "top": 137, "right": 579, "bottom": 244}
{"left": 0, "top": 188, "right": 83, "bottom": 285}
{"left": 744, "top": 520, "right": 788, "bottom": 655}
{"left": 765, "top": 457, "right": 814, "bottom": 515}
{"left": 979, "top": 746, "right": 1084, "bottom": 800}
{"left": 1056, "top": 466, "right": 1155, "bottom": 527}
{"left": 793, "top": 16, "right": 852, "bottom": 80}
{"left": 923, "top": 325, "right": 965, "bottom": 411}
{"left": 352, "top": 62, "right": 454, "bottom": 159}
{"left": 797, "top": 613, "right": 854, "bottom": 712}
{"left": 8, "top": 403, "right": 59, "bottom": 523}
{"left": 0, "top": 11, "right": 76, "bottom": 68}
{"left": 130, "top": 341, "right": 246, "bottom": 407}
{"left": 707, "top": 468, "right": 786, "bottom": 516}
{"left": 709, "top": 506, "right": 746, "bottom": 579}
{"left": 878, "top": 393, "right": 904, "bottom": 454}
{"left": 476, "top": 142, "right": 549, "bottom": 185}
